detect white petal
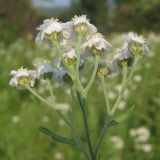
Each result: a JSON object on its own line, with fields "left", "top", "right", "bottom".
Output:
{"left": 9, "top": 78, "right": 18, "bottom": 86}
{"left": 35, "top": 31, "right": 45, "bottom": 44}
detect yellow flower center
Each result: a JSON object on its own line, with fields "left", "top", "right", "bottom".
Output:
{"left": 19, "top": 77, "right": 30, "bottom": 86}
{"left": 74, "top": 23, "right": 88, "bottom": 35}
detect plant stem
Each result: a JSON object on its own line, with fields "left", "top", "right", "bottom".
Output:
{"left": 77, "top": 92, "right": 95, "bottom": 160}
{"left": 100, "top": 76, "right": 111, "bottom": 114}
{"left": 110, "top": 55, "right": 140, "bottom": 115}
{"left": 94, "top": 118, "right": 112, "bottom": 158}
{"left": 85, "top": 56, "right": 100, "bottom": 95}
{"left": 76, "top": 35, "right": 82, "bottom": 74}
{"left": 75, "top": 35, "right": 85, "bottom": 97}
{"left": 26, "top": 85, "right": 89, "bottom": 159}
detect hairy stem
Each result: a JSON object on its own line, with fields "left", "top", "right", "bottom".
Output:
{"left": 77, "top": 92, "right": 95, "bottom": 160}
{"left": 85, "top": 56, "right": 100, "bottom": 95}
{"left": 100, "top": 76, "right": 111, "bottom": 114}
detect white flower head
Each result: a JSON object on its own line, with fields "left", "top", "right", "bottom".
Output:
{"left": 114, "top": 50, "right": 133, "bottom": 67}
{"left": 110, "top": 136, "right": 124, "bottom": 150}
{"left": 82, "top": 33, "right": 111, "bottom": 56}
{"left": 63, "top": 48, "right": 77, "bottom": 64}
{"left": 123, "top": 32, "right": 149, "bottom": 56}
{"left": 72, "top": 15, "right": 97, "bottom": 35}
{"left": 96, "top": 59, "right": 114, "bottom": 77}
{"left": 135, "top": 127, "right": 151, "bottom": 143}
{"left": 141, "top": 144, "right": 153, "bottom": 153}
{"left": 110, "top": 49, "right": 133, "bottom": 73}
{"left": 33, "top": 60, "right": 53, "bottom": 79}
{"left": 9, "top": 67, "right": 37, "bottom": 89}
{"left": 35, "top": 18, "right": 69, "bottom": 44}
{"left": 130, "top": 127, "right": 150, "bottom": 143}
{"left": 53, "top": 58, "right": 72, "bottom": 85}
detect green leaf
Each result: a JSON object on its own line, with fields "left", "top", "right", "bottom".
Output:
{"left": 115, "top": 105, "right": 135, "bottom": 123}
{"left": 39, "top": 127, "right": 76, "bottom": 146}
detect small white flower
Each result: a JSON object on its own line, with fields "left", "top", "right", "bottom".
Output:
{"left": 58, "top": 119, "right": 65, "bottom": 126}
{"left": 118, "top": 100, "right": 127, "bottom": 110}
{"left": 111, "top": 49, "right": 133, "bottom": 73}
{"left": 123, "top": 32, "right": 149, "bottom": 55}
{"left": 129, "top": 129, "right": 137, "bottom": 137}
{"left": 115, "top": 84, "right": 122, "bottom": 93}
{"left": 133, "top": 74, "right": 142, "bottom": 83}
{"left": 35, "top": 18, "right": 69, "bottom": 44}
{"left": 72, "top": 15, "right": 97, "bottom": 34}
{"left": 11, "top": 116, "right": 20, "bottom": 123}
{"left": 141, "top": 144, "right": 153, "bottom": 153}
{"left": 127, "top": 32, "right": 146, "bottom": 44}
{"left": 123, "top": 89, "right": 130, "bottom": 99}
{"left": 135, "top": 127, "right": 150, "bottom": 143}
{"left": 42, "top": 116, "right": 49, "bottom": 123}
{"left": 130, "top": 127, "right": 150, "bottom": 143}
{"left": 63, "top": 48, "right": 77, "bottom": 64}
{"left": 108, "top": 91, "right": 117, "bottom": 100}
{"left": 54, "top": 152, "right": 63, "bottom": 160}
{"left": 110, "top": 136, "right": 124, "bottom": 150}
{"left": 9, "top": 67, "right": 37, "bottom": 89}
{"left": 145, "top": 62, "right": 152, "bottom": 69}
{"left": 33, "top": 60, "right": 53, "bottom": 79}
{"left": 82, "top": 33, "right": 111, "bottom": 56}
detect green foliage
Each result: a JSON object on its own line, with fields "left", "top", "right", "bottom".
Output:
{"left": 39, "top": 127, "right": 76, "bottom": 146}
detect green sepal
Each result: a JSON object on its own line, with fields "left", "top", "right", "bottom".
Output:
{"left": 39, "top": 127, "right": 76, "bottom": 146}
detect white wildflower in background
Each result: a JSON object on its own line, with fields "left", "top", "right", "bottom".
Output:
{"left": 110, "top": 136, "right": 124, "bottom": 150}
{"left": 54, "top": 103, "right": 70, "bottom": 112}
{"left": 141, "top": 144, "right": 153, "bottom": 153}
{"left": 133, "top": 74, "right": 142, "bottom": 83}
{"left": 9, "top": 67, "right": 37, "bottom": 89}
{"left": 129, "top": 127, "right": 151, "bottom": 143}
{"left": 11, "top": 116, "right": 20, "bottom": 124}
{"left": 108, "top": 91, "right": 117, "bottom": 100}
{"left": 54, "top": 152, "right": 63, "bottom": 160}
{"left": 115, "top": 84, "right": 122, "bottom": 93}
{"left": 42, "top": 116, "right": 49, "bottom": 123}
{"left": 135, "top": 143, "right": 153, "bottom": 153}
{"left": 135, "top": 127, "right": 150, "bottom": 143}
{"left": 145, "top": 62, "right": 152, "bottom": 69}
{"left": 118, "top": 100, "right": 127, "bottom": 110}
{"left": 123, "top": 89, "right": 130, "bottom": 100}
{"left": 58, "top": 119, "right": 65, "bottom": 126}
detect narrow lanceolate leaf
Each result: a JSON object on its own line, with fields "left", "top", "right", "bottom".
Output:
{"left": 94, "top": 116, "right": 118, "bottom": 156}
{"left": 115, "top": 105, "right": 135, "bottom": 123}
{"left": 39, "top": 127, "right": 76, "bottom": 146}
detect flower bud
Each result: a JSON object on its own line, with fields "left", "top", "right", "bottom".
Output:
{"left": 63, "top": 48, "right": 76, "bottom": 65}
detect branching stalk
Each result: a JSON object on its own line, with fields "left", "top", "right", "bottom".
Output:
{"left": 100, "top": 76, "right": 111, "bottom": 114}
{"left": 85, "top": 56, "right": 100, "bottom": 95}
{"left": 77, "top": 92, "right": 95, "bottom": 160}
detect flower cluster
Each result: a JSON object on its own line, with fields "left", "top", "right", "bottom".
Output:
{"left": 9, "top": 16, "right": 148, "bottom": 91}
{"left": 9, "top": 15, "right": 150, "bottom": 160}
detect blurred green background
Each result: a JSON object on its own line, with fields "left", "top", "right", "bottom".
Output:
{"left": 0, "top": 0, "right": 160, "bottom": 160}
